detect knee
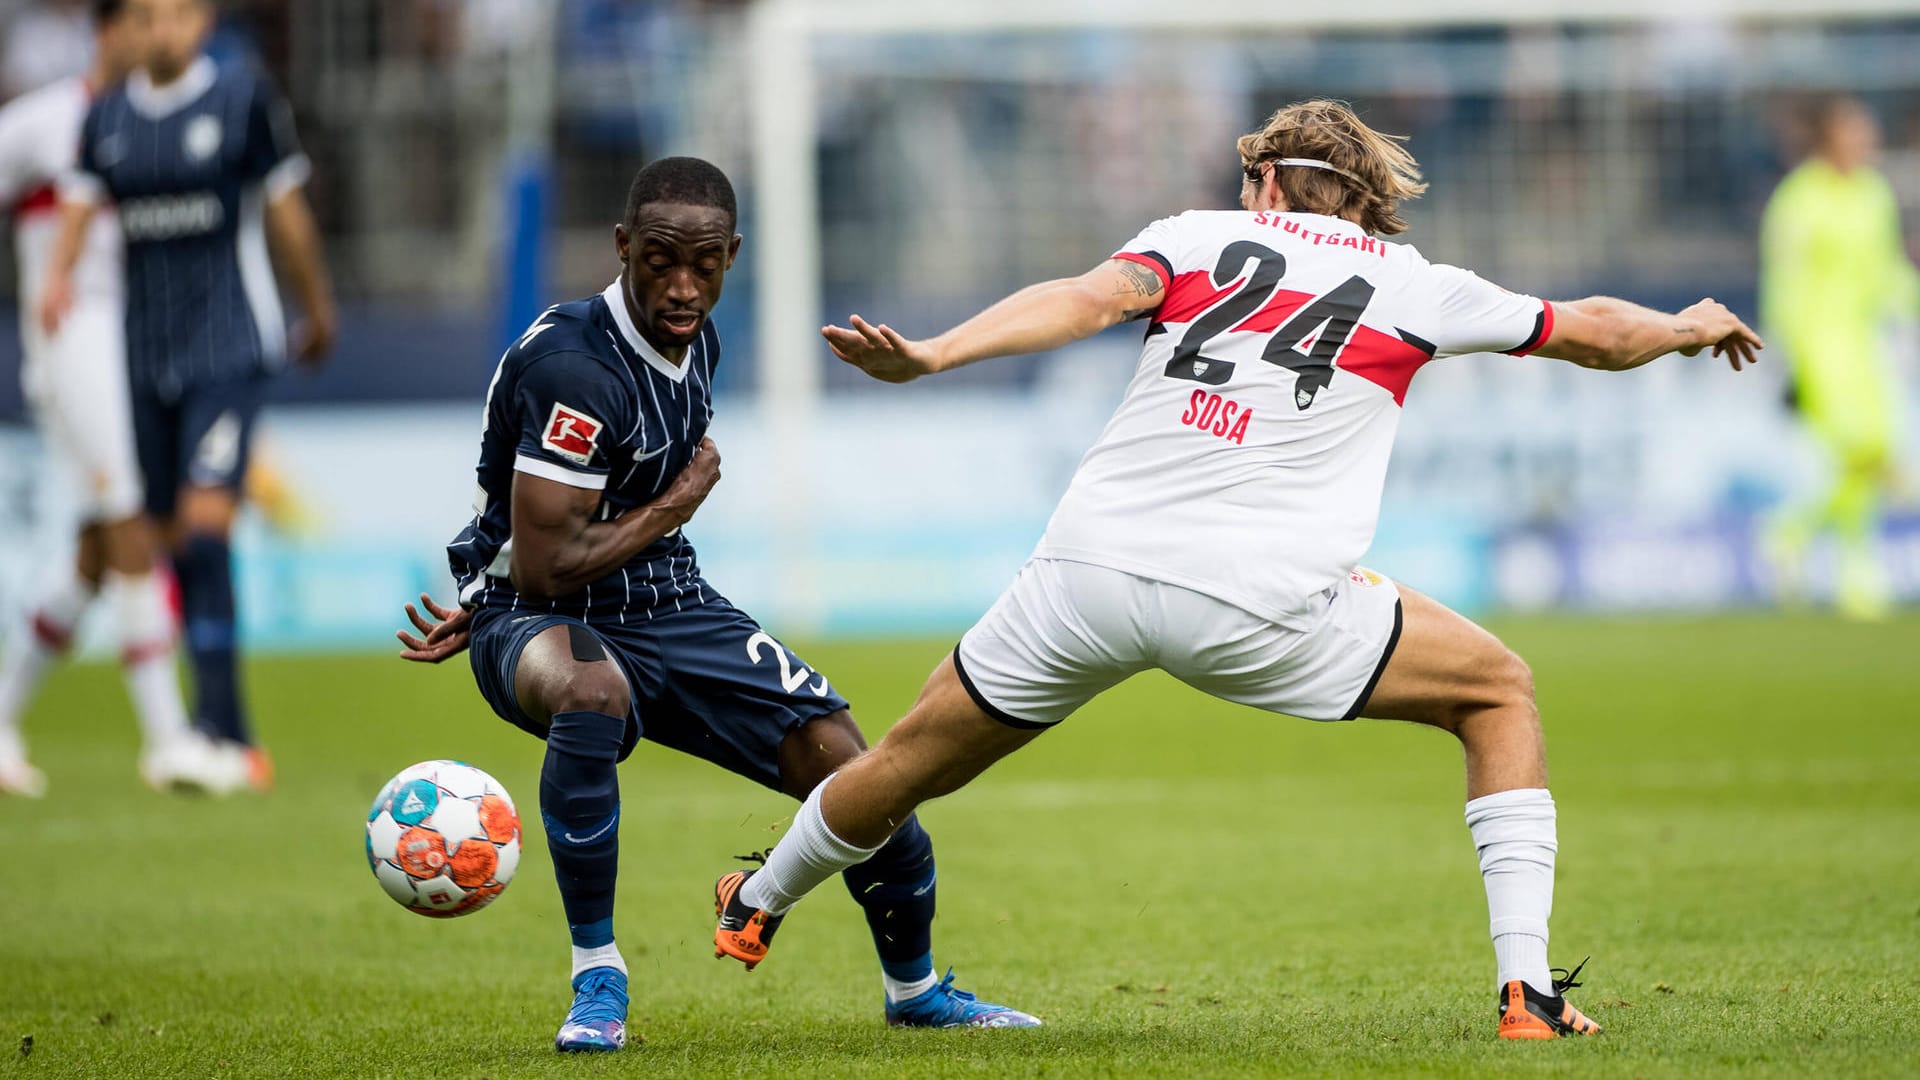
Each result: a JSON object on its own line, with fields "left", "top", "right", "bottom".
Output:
{"left": 1443, "top": 645, "right": 1536, "bottom": 733}
{"left": 778, "top": 711, "right": 866, "bottom": 799}
{"left": 546, "top": 663, "right": 630, "bottom": 720}
{"left": 1490, "top": 648, "right": 1537, "bottom": 715}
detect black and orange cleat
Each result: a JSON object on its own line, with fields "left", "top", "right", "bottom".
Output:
{"left": 1498, "top": 958, "right": 1603, "bottom": 1040}
{"left": 713, "top": 869, "right": 783, "bottom": 970}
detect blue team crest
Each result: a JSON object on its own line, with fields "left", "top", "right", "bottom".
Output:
{"left": 184, "top": 114, "right": 223, "bottom": 162}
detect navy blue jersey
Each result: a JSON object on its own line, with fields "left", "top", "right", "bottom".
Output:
{"left": 449, "top": 280, "right": 720, "bottom": 622}
{"left": 68, "top": 56, "right": 306, "bottom": 395}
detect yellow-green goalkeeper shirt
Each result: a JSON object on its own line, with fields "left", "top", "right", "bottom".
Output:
{"left": 1760, "top": 160, "right": 1920, "bottom": 383}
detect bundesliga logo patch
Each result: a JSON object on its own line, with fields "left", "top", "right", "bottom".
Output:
{"left": 541, "top": 403, "right": 602, "bottom": 465}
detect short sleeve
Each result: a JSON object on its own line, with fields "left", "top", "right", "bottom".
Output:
{"left": 1110, "top": 216, "right": 1182, "bottom": 293}
{"left": 0, "top": 98, "right": 36, "bottom": 205}
{"left": 241, "top": 72, "right": 309, "bottom": 199}
{"left": 56, "top": 100, "right": 106, "bottom": 206}
{"left": 509, "top": 352, "right": 627, "bottom": 491}
{"left": 1422, "top": 263, "right": 1554, "bottom": 359}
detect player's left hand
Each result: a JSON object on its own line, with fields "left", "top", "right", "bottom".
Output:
{"left": 823, "top": 315, "right": 939, "bottom": 383}
{"left": 397, "top": 592, "right": 471, "bottom": 663}
{"left": 291, "top": 305, "right": 338, "bottom": 369}
{"left": 1675, "top": 298, "right": 1764, "bottom": 372}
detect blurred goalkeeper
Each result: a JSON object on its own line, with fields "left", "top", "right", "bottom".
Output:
{"left": 708, "top": 100, "right": 1763, "bottom": 1040}
{"left": 1761, "top": 96, "right": 1920, "bottom": 619}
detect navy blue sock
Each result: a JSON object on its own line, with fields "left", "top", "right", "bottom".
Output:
{"left": 541, "top": 709, "right": 625, "bottom": 947}
{"left": 842, "top": 813, "right": 937, "bottom": 982}
{"left": 175, "top": 533, "right": 249, "bottom": 745}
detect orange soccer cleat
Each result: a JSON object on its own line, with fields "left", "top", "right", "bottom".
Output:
{"left": 1498, "top": 958, "right": 1603, "bottom": 1039}
{"left": 712, "top": 869, "right": 784, "bottom": 970}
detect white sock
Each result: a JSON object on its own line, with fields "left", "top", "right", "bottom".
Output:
{"left": 108, "top": 572, "right": 192, "bottom": 747}
{"left": 884, "top": 969, "right": 941, "bottom": 1004}
{"left": 570, "top": 941, "right": 627, "bottom": 980}
{"left": 741, "top": 777, "right": 886, "bottom": 915}
{"left": 1465, "top": 787, "right": 1557, "bottom": 995}
{"left": 0, "top": 573, "right": 94, "bottom": 734}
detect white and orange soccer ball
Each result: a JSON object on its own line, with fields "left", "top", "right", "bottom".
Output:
{"left": 365, "top": 760, "right": 521, "bottom": 918}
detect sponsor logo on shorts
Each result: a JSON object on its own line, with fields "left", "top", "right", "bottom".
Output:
{"left": 541, "top": 402, "right": 603, "bottom": 465}
{"left": 1349, "top": 567, "right": 1383, "bottom": 587}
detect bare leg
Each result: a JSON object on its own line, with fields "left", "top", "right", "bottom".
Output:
{"left": 733, "top": 655, "right": 1042, "bottom": 926}
{"left": 1359, "top": 585, "right": 1545, "bottom": 798}
{"left": 819, "top": 655, "right": 1044, "bottom": 847}
{"left": 1361, "top": 586, "right": 1570, "bottom": 1009}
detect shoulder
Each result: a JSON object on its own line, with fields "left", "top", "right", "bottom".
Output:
{"left": 3, "top": 79, "right": 80, "bottom": 131}
{"left": 505, "top": 302, "right": 627, "bottom": 385}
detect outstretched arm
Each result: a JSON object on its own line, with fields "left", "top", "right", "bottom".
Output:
{"left": 823, "top": 258, "right": 1167, "bottom": 383}
{"left": 1535, "top": 296, "right": 1763, "bottom": 373}
{"left": 265, "top": 187, "right": 338, "bottom": 367}
{"left": 508, "top": 438, "right": 721, "bottom": 601}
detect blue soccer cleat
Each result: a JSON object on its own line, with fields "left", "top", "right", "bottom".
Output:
{"left": 885, "top": 968, "right": 1042, "bottom": 1029}
{"left": 554, "top": 966, "right": 629, "bottom": 1052}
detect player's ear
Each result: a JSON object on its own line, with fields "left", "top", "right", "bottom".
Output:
{"left": 726, "top": 233, "right": 742, "bottom": 269}
{"left": 614, "top": 223, "right": 630, "bottom": 265}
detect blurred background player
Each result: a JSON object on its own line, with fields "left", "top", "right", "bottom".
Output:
{"left": 37, "top": 0, "right": 338, "bottom": 790}
{"left": 0, "top": 0, "right": 224, "bottom": 797}
{"left": 1761, "top": 95, "right": 1920, "bottom": 620}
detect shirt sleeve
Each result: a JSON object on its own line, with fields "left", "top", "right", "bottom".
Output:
{"left": 1421, "top": 262, "right": 1554, "bottom": 359}
{"left": 509, "top": 351, "right": 628, "bottom": 491}
{"left": 1110, "top": 215, "right": 1182, "bottom": 293}
{"left": 55, "top": 98, "right": 106, "bottom": 206}
{"left": 240, "top": 71, "right": 310, "bottom": 199}
{"left": 0, "top": 98, "right": 35, "bottom": 206}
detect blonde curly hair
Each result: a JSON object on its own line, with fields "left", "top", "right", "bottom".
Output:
{"left": 1236, "top": 100, "right": 1427, "bottom": 236}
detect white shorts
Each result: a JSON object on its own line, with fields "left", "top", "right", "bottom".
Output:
{"left": 19, "top": 300, "right": 142, "bottom": 522}
{"left": 954, "top": 558, "right": 1403, "bottom": 727}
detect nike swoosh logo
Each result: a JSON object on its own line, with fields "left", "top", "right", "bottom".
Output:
{"left": 633, "top": 445, "right": 669, "bottom": 463}
{"left": 563, "top": 818, "right": 619, "bottom": 845}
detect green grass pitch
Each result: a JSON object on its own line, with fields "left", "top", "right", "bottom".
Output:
{"left": 2, "top": 614, "right": 1917, "bottom": 1078}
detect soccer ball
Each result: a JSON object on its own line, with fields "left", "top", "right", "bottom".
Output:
{"left": 365, "top": 760, "right": 521, "bottom": 918}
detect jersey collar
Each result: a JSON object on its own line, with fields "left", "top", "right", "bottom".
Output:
{"left": 127, "top": 56, "right": 216, "bottom": 120}
{"left": 602, "top": 278, "right": 691, "bottom": 384}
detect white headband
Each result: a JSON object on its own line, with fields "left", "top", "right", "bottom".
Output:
{"left": 1263, "top": 157, "right": 1365, "bottom": 185}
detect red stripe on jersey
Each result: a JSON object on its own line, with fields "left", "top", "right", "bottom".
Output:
{"left": 1159, "top": 271, "right": 1241, "bottom": 324}
{"left": 1110, "top": 250, "right": 1171, "bottom": 291}
{"left": 13, "top": 184, "right": 57, "bottom": 218}
{"left": 1337, "top": 325, "right": 1434, "bottom": 406}
{"left": 1230, "top": 288, "right": 1315, "bottom": 335}
{"left": 1504, "top": 300, "right": 1555, "bottom": 356}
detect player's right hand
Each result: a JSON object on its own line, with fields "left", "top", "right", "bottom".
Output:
{"left": 660, "top": 437, "right": 722, "bottom": 522}
{"left": 290, "top": 304, "right": 338, "bottom": 369}
{"left": 37, "top": 274, "right": 73, "bottom": 338}
{"left": 1676, "top": 298, "right": 1764, "bottom": 371}
{"left": 823, "top": 315, "right": 938, "bottom": 383}
{"left": 397, "top": 593, "right": 472, "bottom": 663}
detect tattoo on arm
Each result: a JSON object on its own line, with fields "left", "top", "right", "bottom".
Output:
{"left": 1113, "top": 261, "right": 1165, "bottom": 321}
{"left": 1114, "top": 260, "right": 1164, "bottom": 298}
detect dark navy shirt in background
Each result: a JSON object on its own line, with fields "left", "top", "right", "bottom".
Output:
{"left": 68, "top": 55, "right": 307, "bottom": 398}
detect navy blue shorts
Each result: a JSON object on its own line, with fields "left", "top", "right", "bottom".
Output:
{"left": 466, "top": 595, "right": 851, "bottom": 790}
{"left": 130, "top": 374, "right": 269, "bottom": 519}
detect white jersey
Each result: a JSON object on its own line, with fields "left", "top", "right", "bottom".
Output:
{"left": 1032, "top": 210, "right": 1552, "bottom": 629}
{"left": 0, "top": 76, "right": 122, "bottom": 322}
